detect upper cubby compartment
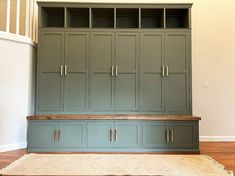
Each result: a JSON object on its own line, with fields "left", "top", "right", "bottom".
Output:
{"left": 166, "top": 9, "right": 189, "bottom": 28}
{"left": 67, "top": 8, "right": 89, "bottom": 28}
{"left": 92, "top": 8, "right": 114, "bottom": 28}
{"left": 141, "top": 9, "right": 164, "bottom": 28}
{"left": 116, "top": 9, "right": 139, "bottom": 28}
{"left": 40, "top": 7, "right": 65, "bottom": 27}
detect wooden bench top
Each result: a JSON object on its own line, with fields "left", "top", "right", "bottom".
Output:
{"left": 27, "top": 114, "right": 201, "bottom": 121}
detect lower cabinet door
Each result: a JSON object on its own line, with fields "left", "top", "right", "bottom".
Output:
{"left": 114, "top": 121, "right": 141, "bottom": 148}
{"left": 169, "top": 121, "right": 199, "bottom": 149}
{"left": 87, "top": 121, "right": 113, "bottom": 148}
{"left": 143, "top": 121, "right": 169, "bottom": 149}
{"left": 58, "top": 121, "right": 86, "bottom": 148}
{"left": 28, "top": 121, "right": 58, "bottom": 149}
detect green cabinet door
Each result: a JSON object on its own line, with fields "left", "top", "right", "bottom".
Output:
{"left": 37, "top": 31, "right": 64, "bottom": 112}
{"left": 91, "top": 33, "right": 114, "bottom": 111}
{"left": 28, "top": 121, "right": 58, "bottom": 149}
{"left": 169, "top": 121, "right": 199, "bottom": 149}
{"left": 140, "top": 32, "right": 164, "bottom": 112}
{"left": 58, "top": 121, "right": 86, "bottom": 148}
{"left": 114, "top": 121, "right": 141, "bottom": 148}
{"left": 143, "top": 121, "right": 169, "bottom": 149}
{"left": 165, "top": 32, "right": 190, "bottom": 113}
{"left": 87, "top": 121, "right": 113, "bottom": 148}
{"left": 115, "top": 33, "right": 138, "bottom": 111}
{"left": 64, "top": 32, "right": 89, "bottom": 111}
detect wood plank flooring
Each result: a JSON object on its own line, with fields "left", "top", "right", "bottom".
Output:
{"left": 0, "top": 142, "right": 235, "bottom": 174}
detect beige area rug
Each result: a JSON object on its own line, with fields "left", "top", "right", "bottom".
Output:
{"left": 0, "top": 154, "right": 233, "bottom": 176}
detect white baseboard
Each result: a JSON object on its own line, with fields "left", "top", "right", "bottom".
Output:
{"left": 200, "top": 136, "right": 235, "bottom": 142}
{"left": 0, "top": 142, "right": 27, "bottom": 153}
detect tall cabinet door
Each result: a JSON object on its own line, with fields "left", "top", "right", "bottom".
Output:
{"left": 139, "top": 33, "right": 164, "bottom": 112}
{"left": 91, "top": 32, "right": 115, "bottom": 111}
{"left": 64, "top": 32, "right": 89, "bottom": 111}
{"left": 37, "top": 31, "right": 64, "bottom": 112}
{"left": 165, "top": 32, "right": 190, "bottom": 113}
{"left": 115, "top": 33, "right": 138, "bottom": 111}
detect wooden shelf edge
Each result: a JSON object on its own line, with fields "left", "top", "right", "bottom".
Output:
{"left": 27, "top": 114, "right": 201, "bottom": 121}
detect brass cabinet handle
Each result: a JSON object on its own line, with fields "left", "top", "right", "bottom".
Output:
{"left": 60, "top": 65, "right": 63, "bottom": 76}
{"left": 161, "top": 66, "right": 165, "bottom": 77}
{"left": 171, "top": 129, "right": 174, "bottom": 142}
{"left": 114, "top": 129, "right": 117, "bottom": 141}
{"left": 110, "top": 129, "right": 113, "bottom": 141}
{"left": 115, "top": 66, "right": 118, "bottom": 76}
{"left": 165, "top": 66, "right": 169, "bottom": 77}
{"left": 111, "top": 66, "right": 114, "bottom": 77}
{"left": 54, "top": 130, "right": 57, "bottom": 143}
{"left": 58, "top": 129, "right": 61, "bottom": 142}
{"left": 166, "top": 129, "right": 169, "bottom": 142}
{"left": 64, "top": 65, "right": 68, "bottom": 76}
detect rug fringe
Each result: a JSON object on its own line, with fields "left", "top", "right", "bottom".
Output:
{"left": 203, "top": 154, "right": 234, "bottom": 176}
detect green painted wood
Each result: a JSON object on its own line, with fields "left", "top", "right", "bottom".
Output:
{"left": 64, "top": 32, "right": 88, "bottom": 111}
{"left": 91, "top": 32, "right": 114, "bottom": 111}
{"left": 58, "top": 121, "right": 86, "bottom": 148}
{"left": 164, "top": 32, "right": 190, "bottom": 113}
{"left": 115, "top": 33, "right": 138, "bottom": 111}
{"left": 140, "top": 32, "right": 164, "bottom": 111}
{"left": 169, "top": 121, "right": 199, "bottom": 149}
{"left": 114, "top": 121, "right": 141, "bottom": 148}
{"left": 87, "top": 121, "right": 114, "bottom": 148}
{"left": 37, "top": 31, "right": 64, "bottom": 111}
{"left": 28, "top": 121, "right": 58, "bottom": 149}
{"left": 142, "top": 121, "right": 169, "bottom": 149}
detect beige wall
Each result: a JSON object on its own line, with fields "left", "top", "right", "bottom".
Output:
{"left": 39, "top": 0, "right": 235, "bottom": 138}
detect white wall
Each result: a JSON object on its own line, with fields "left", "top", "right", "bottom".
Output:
{"left": 0, "top": 32, "right": 36, "bottom": 152}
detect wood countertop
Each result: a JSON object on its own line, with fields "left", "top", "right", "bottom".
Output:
{"left": 27, "top": 114, "right": 201, "bottom": 121}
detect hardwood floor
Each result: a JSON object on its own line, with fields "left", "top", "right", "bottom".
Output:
{"left": 0, "top": 142, "right": 235, "bottom": 174}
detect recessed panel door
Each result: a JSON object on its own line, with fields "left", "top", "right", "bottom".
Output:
{"left": 64, "top": 32, "right": 88, "bottom": 111}
{"left": 37, "top": 31, "right": 64, "bottom": 112}
{"left": 115, "top": 33, "right": 138, "bottom": 111}
{"left": 58, "top": 121, "right": 86, "bottom": 148}
{"left": 140, "top": 33, "right": 164, "bottom": 112}
{"left": 114, "top": 121, "right": 141, "bottom": 148}
{"left": 143, "top": 121, "right": 169, "bottom": 149}
{"left": 87, "top": 121, "right": 114, "bottom": 148}
{"left": 165, "top": 32, "right": 190, "bottom": 113}
{"left": 91, "top": 33, "right": 114, "bottom": 111}
{"left": 28, "top": 121, "right": 58, "bottom": 149}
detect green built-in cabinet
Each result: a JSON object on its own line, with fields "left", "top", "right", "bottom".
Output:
{"left": 28, "top": 120, "right": 199, "bottom": 152}
{"left": 36, "top": 2, "right": 192, "bottom": 115}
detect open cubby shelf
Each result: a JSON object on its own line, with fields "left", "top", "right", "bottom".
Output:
{"left": 40, "top": 7, "right": 189, "bottom": 28}
{"left": 116, "top": 9, "right": 139, "bottom": 28}
{"left": 40, "top": 7, "right": 65, "bottom": 27}
{"left": 166, "top": 9, "right": 189, "bottom": 28}
{"left": 92, "top": 8, "right": 114, "bottom": 28}
{"left": 67, "top": 8, "right": 89, "bottom": 28}
{"left": 141, "top": 9, "right": 164, "bottom": 28}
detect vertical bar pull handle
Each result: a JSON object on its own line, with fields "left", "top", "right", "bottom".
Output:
{"left": 161, "top": 66, "right": 165, "bottom": 77}
{"left": 166, "top": 129, "right": 169, "bottom": 142}
{"left": 171, "top": 129, "right": 174, "bottom": 142}
{"left": 110, "top": 129, "right": 113, "bottom": 142}
{"left": 115, "top": 66, "right": 118, "bottom": 76}
{"left": 111, "top": 66, "right": 114, "bottom": 77}
{"left": 58, "top": 129, "right": 61, "bottom": 142}
{"left": 165, "top": 66, "right": 169, "bottom": 77}
{"left": 64, "top": 65, "right": 68, "bottom": 76}
{"left": 54, "top": 130, "right": 57, "bottom": 144}
{"left": 60, "top": 65, "right": 63, "bottom": 76}
{"left": 114, "top": 129, "right": 117, "bottom": 141}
